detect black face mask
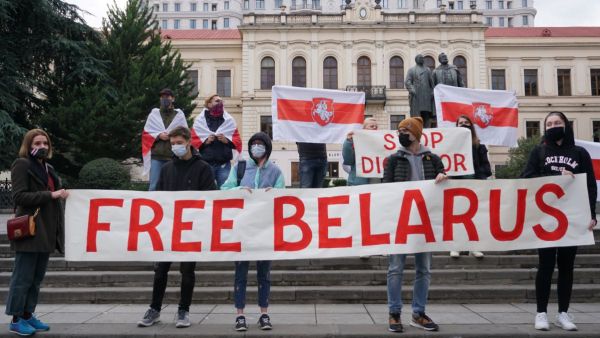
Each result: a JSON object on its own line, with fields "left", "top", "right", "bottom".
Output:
{"left": 545, "top": 127, "right": 565, "bottom": 143}
{"left": 31, "top": 148, "right": 48, "bottom": 160}
{"left": 460, "top": 124, "right": 471, "bottom": 130}
{"left": 398, "top": 133, "right": 413, "bottom": 147}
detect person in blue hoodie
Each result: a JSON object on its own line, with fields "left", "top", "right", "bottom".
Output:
{"left": 221, "top": 132, "right": 284, "bottom": 332}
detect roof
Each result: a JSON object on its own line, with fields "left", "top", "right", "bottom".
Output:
{"left": 485, "top": 27, "right": 600, "bottom": 38}
{"left": 161, "top": 29, "right": 241, "bottom": 40}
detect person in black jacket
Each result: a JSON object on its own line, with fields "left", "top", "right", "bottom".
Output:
{"left": 521, "top": 111, "right": 597, "bottom": 332}
{"left": 450, "top": 115, "right": 492, "bottom": 258}
{"left": 138, "top": 126, "right": 216, "bottom": 329}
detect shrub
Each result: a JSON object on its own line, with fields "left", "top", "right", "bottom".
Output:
{"left": 322, "top": 178, "right": 331, "bottom": 188}
{"left": 331, "top": 178, "right": 347, "bottom": 186}
{"left": 78, "top": 158, "right": 130, "bottom": 189}
{"left": 495, "top": 135, "right": 541, "bottom": 179}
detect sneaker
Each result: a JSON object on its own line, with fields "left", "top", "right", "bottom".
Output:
{"left": 8, "top": 318, "right": 36, "bottom": 336}
{"left": 258, "top": 313, "right": 272, "bottom": 330}
{"left": 410, "top": 312, "right": 439, "bottom": 331}
{"left": 534, "top": 312, "right": 549, "bottom": 331}
{"left": 175, "top": 309, "right": 191, "bottom": 328}
{"left": 450, "top": 251, "right": 460, "bottom": 258}
{"left": 555, "top": 312, "right": 577, "bottom": 331}
{"left": 25, "top": 315, "right": 50, "bottom": 331}
{"left": 234, "top": 315, "right": 248, "bottom": 331}
{"left": 388, "top": 312, "right": 403, "bottom": 332}
{"left": 137, "top": 308, "right": 160, "bottom": 327}
{"left": 470, "top": 251, "right": 484, "bottom": 258}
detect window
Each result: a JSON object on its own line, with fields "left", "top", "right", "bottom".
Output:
{"left": 413, "top": 0, "right": 420, "bottom": 9}
{"left": 423, "top": 55, "right": 435, "bottom": 72}
{"left": 508, "top": 17, "right": 513, "bottom": 27}
{"left": 154, "top": 4, "right": 159, "bottom": 12}
{"left": 260, "top": 116, "right": 273, "bottom": 139}
{"left": 399, "top": 0, "right": 408, "bottom": 8}
{"left": 161, "top": 20, "right": 168, "bottom": 29}
{"left": 292, "top": 57, "right": 307, "bottom": 87}
{"left": 275, "top": 0, "right": 283, "bottom": 8}
{"left": 217, "top": 70, "right": 231, "bottom": 97}
{"left": 256, "top": 0, "right": 265, "bottom": 9}
{"left": 389, "top": 56, "right": 404, "bottom": 89}
{"left": 244, "top": 0, "right": 250, "bottom": 9}
{"left": 448, "top": 1, "right": 454, "bottom": 10}
{"left": 357, "top": 56, "right": 372, "bottom": 87}
{"left": 186, "top": 70, "right": 198, "bottom": 97}
{"left": 203, "top": 3, "right": 209, "bottom": 11}
{"left": 498, "top": 0, "right": 504, "bottom": 9}
{"left": 486, "top": 0, "right": 492, "bottom": 9}
{"left": 458, "top": 1, "right": 463, "bottom": 9}
{"left": 212, "top": 3, "right": 217, "bottom": 11}
{"left": 522, "top": 15, "right": 528, "bottom": 26}
{"left": 190, "top": 19, "right": 196, "bottom": 28}
{"left": 524, "top": 69, "right": 538, "bottom": 96}
{"left": 381, "top": 0, "right": 388, "bottom": 8}
{"left": 591, "top": 69, "right": 600, "bottom": 96}
{"left": 437, "top": 0, "right": 443, "bottom": 8}
{"left": 224, "top": 1, "right": 230, "bottom": 9}
{"left": 211, "top": 20, "right": 217, "bottom": 29}
{"left": 453, "top": 56, "right": 468, "bottom": 87}
{"left": 507, "top": 1, "right": 512, "bottom": 9}
{"left": 491, "top": 69, "right": 506, "bottom": 90}
{"left": 499, "top": 17, "right": 505, "bottom": 27}
{"left": 526, "top": 121, "right": 540, "bottom": 139}
{"left": 203, "top": 19, "right": 208, "bottom": 28}
{"left": 162, "top": 2, "right": 168, "bottom": 11}
{"left": 191, "top": 2, "right": 197, "bottom": 11}
{"left": 522, "top": 0, "right": 527, "bottom": 7}
{"left": 327, "top": 162, "right": 339, "bottom": 178}
{"left": 557, "top": 69, "right": 571, "bottom": 96}
{"left": 390, "top": 115, "right": 405, "bottom": 130}
{"left": 224, "top": 18, "right": 230, "bottom": 28}
{"left": 175, "top": 2, "right": 181, "bottom": 11}
{"left": 593, "top": 121, "right": 600, "bottom": 142}
{"left": 261, "top": 57, "right": 275, "bottom": 90}
{"left": 174, "top": 19, "right": 180, "bottom": 29}
{"left": 486, "top": 17, "right": 493, "bottom": 26}
{"left": 323, "top": 57, "right": 338, "bottom": 90}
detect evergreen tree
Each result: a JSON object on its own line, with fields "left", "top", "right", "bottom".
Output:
{"left": 495, "top": 135, "right": 541, "bottom": 179}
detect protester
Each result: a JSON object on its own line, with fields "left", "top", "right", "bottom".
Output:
{"left": 7, "top": 129, "right": 69, "bottom": 336}
{"left": 297, "top": 142, "right": 328, "bottom": 188}
{"left": 521, "top": 111, "right": 597, "bottom": 332}
{"left": 221, "top": 132, "right": 284, "bottom": 331}
{"left": 138, "top": 126, "right": 216, "bottom": 329}
{"left": 343, "top": 117, "right": 381, "bottom": 186}
{"left": 449, "top": 115, "right": 492, "bottom": 258}
{"left": 192, "top": 94, "right": 242, "bottom": 188}
{"left": 143, "top": 88, "right": 188, "bottom": 191}
{"left": 383, "top": 117, "right": 447, "bottom": 333}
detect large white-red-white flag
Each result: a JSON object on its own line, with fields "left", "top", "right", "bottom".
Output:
{"left": 434, "top": 84, "right": 519, "bottom": 147}
{"left": 142, "top": 108, "right": 188, "bottom": 175}
{"left": 272, "top": 86, "right": 365, "bottom": 144}
{"left": 575, "top": 139, "right": 600, "bottom": 201}
{"left": 191, "top": 108, "right": 243, "bottom": 159}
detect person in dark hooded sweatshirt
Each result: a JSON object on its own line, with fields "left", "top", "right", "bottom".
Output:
{"left": 221, "top": 132, "right": 284, "bottom": 332}
{"left": 522, "top": 111, "right": 597, "bottom": 332}
{"left": 138, "top": 126, "right": 216, "bottom": 329}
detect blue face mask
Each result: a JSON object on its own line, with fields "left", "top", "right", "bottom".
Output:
{"left": 160, "top": 98, "right": 172, "bottom": 109}
{"left": 171, "top": 144, "right": 188, "bottom": 158}
{"left": 251, "top": 144, "right": 266, "bottom": 158}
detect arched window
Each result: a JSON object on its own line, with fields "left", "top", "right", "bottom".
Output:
{"left": 423, "top": 55, "right": 435, "bottom": 72}
{"left": 323, "top": 56, "right": 338, "bottom": 89}
{"left": 292, "top": 57, "right": 306, "bottom": 87}
{"left": 357, "top": 56, "right": 371, "bottom": 87}
{"left": 453, "top": 55, "right": 468, "bottom": 87}
{"left": 260, "top": 57, "right": 275, "bottom": 90}
{"left": 389, "top": 56, "right": 404, "bottom": 89}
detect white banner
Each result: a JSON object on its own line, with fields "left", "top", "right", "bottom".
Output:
{"left": 352, "top": 128, "right": 474, "bottom": 178}
{"left": 65, "top": 175, "right": 593, "bottom": 261}
{"left": 575, "top": 139, "right": 600, "bottom": 201}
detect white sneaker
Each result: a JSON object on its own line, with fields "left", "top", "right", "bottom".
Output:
{"left": 450, "top": 251, "right": 460, "bottom": 258}
{"left": 555, "top": 312, "right": 577, "bottom": 331}
{"left": 535, "top": 312, "right": 549, "bottom": 331}
{"left": 470, "top": 251, "right": 484, "bottom": 258}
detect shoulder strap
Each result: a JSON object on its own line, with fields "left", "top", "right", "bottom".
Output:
{"left": 236, "top": 160, "right": 246, "bottom": 186}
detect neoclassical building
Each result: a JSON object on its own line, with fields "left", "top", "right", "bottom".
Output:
{"left": 162, "top": 0, "right": 600, "bottom": 185}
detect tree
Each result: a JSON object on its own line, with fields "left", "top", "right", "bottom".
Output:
{"left": 495, "top": 135, "right": 541, "bottom": 179}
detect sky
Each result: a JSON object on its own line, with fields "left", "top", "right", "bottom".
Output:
{"left": 66, "top": 0, "right": 600, "bottom": 28}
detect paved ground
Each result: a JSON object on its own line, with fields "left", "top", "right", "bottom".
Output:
{"left": 0, "top": 303, "right": 599, "bottom": 337}
{"left": 0, "top": 214, "right": 10, "bottom": 235}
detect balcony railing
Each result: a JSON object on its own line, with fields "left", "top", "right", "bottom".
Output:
{"left": 346, "top": 85, "right": 386, "bottom": 102}
{"left": 0, "top": 179, "right": 12, "bottom": 210}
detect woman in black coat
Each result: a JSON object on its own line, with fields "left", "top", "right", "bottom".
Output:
{"left": 6, "top": 129, "right": 68, "bottom": 336}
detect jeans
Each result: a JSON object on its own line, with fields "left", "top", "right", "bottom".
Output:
{"left": 234, "top": 261, "right": 271, "bottom": 309}
{"left": 5, "top": 252, "right": 50, "bottom": 316}
{"left": 536, "top": 246, "right": 577, "bottom": 313}
{"left": 299, "top": 158, "right": 328, "bottom": 188}
{"left": 210, "top": 162, "right": 231, "bottom": 188}
{"left": 149, "top": 159, "right": 169, "bottom": 191}
{"left": 150, "top": 262, "right": 196, "bottom": 312}
{"left": 387, "top": 253, "right": 431, "bottom": 314}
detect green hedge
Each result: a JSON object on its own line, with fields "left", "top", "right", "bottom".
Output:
{"left": 78, "top": 158, "right": 131, "bottom": 189}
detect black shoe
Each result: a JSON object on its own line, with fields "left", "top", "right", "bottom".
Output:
{"left": 388, "top": 312, "right": 403, "bottom": 332}
{"left": 258, "top": 313, "right": 272, "bottom": 330}
{"left": 234, "top": 315, "right": 248, "bottom": 331}
{"left": 410, "top": 312, "right": 439, "bottom": 331}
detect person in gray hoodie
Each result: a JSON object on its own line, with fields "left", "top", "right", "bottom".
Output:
{"left": 383, "top": 116, "right": 447, "bottom": 333}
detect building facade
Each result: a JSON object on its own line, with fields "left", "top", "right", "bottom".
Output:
{"left": 163, "top": 0, "right": 600, "bottom": 186}
{"left": 149, "top": 0, "right": 244, "bottom": 30}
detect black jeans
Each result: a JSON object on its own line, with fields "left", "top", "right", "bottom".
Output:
{"left": 5, "top": 252, "right": 50, "bottom": 316}
{"left": 150, "top": 262, "right": 196, "bottom": 312}
{"left": 536, "top": 246, "right": 577, "bottom": 313}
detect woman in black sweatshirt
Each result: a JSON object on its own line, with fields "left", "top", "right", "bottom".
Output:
{"left": 521, "top": 111, "right": 597, "bottom": 332}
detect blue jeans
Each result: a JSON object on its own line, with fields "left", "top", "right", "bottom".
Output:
{"left": 210, "top": 162, "right": 231, "bottom": 188}
{"left": 149, "top": 159, "right": 169, "bottom": 191}
{"left": 5, "top": 252, "right": 50, "bottom": 316}
{"left": 299, "top": 158, "right": 328, "bottom": 188}
{"left": 234, "top": 261, "right": 271, "bottom": 309}
{"left": 387, "top": 253, "right": 431, "bottom": 314}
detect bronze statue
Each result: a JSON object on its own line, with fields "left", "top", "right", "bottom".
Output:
{"left": 405, "top": 54, "right": 435, "bottom": 128}
{"left": 433, "top": 52, "right": 465, "bottom": 88}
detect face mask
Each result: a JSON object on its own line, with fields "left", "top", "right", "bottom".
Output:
{"left": 398, "top": 133, "right": 413, "bottom": 147}
{"left": 160, "top": 98, "right": 172, "bottom": 109}
{"left": 31, "top": 147, "right": 48, "bottom": 160}
{"left": 209, "top": 101, "right": 224, "bottom": 117}
{"left": 171, "top": 144, "right": 188, "bottom": 158}
{"left": 251, "top": 144, "right": 266, "bottom": 158}
{"left": 545, "top": 126, "right": 565, "bottom": 143}
{"left": 459, "top": 124, "right": 471, "bottom": 130}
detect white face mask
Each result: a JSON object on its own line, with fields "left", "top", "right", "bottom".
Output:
{"left": 251, "top": 144, "right": 266, "bottom": 158}
{"left": 171, "top": 144, "right": 188, "bottom": 158}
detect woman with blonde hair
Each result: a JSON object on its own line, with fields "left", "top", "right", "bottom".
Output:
{"left": 342, "top": 117, "right": 380, "bottom": 186}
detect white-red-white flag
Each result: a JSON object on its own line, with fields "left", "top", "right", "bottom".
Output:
{"left": 575, "top": 139, "right": 600, "bottom": 201}
{"left": 434, "top": 84, "right": 519, "bottom": 147}
{"left": 141, "top": 108, "right": 188, "bottom": 175}
{"left": 191, "top": 108, "right": 243, "bottom": 159}
{"left": 272, "top": 86, "right": 365, "bottom": 144}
